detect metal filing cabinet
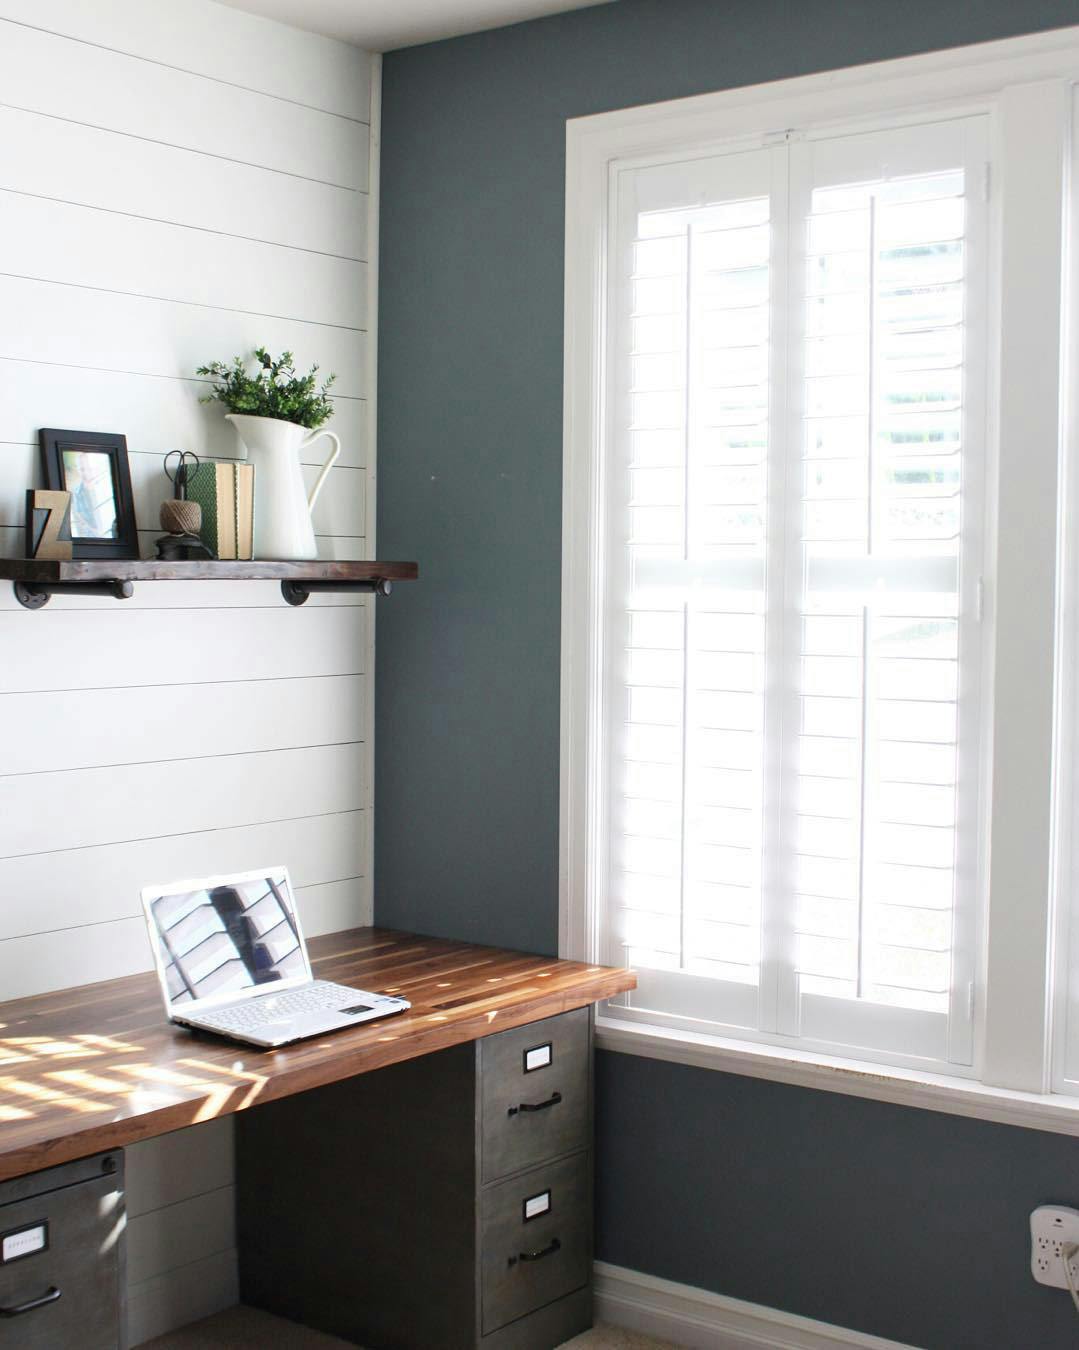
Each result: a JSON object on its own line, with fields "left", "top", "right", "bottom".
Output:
{"left": 0, "top": 1151, "right": 124, "bottom": 1350}
{"left": 237, "top": 1007, "right": 593, "bottom": 1349}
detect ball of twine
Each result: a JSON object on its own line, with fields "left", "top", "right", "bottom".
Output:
{"left": 160, "top": 498, "right": 202, "bottom": 535}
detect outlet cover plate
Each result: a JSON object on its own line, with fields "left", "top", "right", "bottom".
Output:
{"left": 1031, "top": 1205, "right": 1079, "bottom": 1289}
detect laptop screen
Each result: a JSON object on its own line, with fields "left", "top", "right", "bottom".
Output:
{"left": 144, "top": 870, "right": 309, "bottom": 1009}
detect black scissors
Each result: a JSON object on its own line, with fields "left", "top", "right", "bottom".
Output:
{"left": 163, "top": 450, "right": 201, "bottom": 500}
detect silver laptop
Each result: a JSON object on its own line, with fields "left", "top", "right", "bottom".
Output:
{"left": 141, "top": 866, "right": 409, "bottom": 1048}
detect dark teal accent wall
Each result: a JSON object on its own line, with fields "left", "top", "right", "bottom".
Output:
{"left": 594, "top": 1052, "right": 1079, "bottom": 1348}
{"left": 376, "top": 2, "right": 1079, "bottom": 1344}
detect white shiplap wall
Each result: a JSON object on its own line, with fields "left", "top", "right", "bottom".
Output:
{"left": 0, "top": 1, "right": 379, "bottom": 1341}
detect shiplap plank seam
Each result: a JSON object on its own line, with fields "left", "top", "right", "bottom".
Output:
{"left": 0, "top": 813, "right": 367, "bottom": 940}
{"left": 7, "top": 183, "right": 366, "bottom": 262}
{"left": 0, "top": 664, "right": 368, "bottom": 686}
{"left": 1, "top": 108, "right": 369, "bottom": 200}
{"left": 4, "top": 876, "right": 365, "bottom": 943}
{"left": 0, "top": 742, "right": 366, "bottom": 861}
{"left": 0, "top": 194, "right": 367, "bottom": 327}
{"left": 0, "top": 273, "right": 367, "bottom": 334}
{"left": 0, "top": 806, "right": 368, "bottom": 863}
{"left": 0, "top": 739, "right": 365, "bottom": 782}
{"left": 0, "top": 359, "right": 367, "bottom": 394}
{"left": 0, "top": 275, "right": 369, "bottom": 394}
{"left": 1, "top": 107, "right": 368, "bottom": 259}
{"left": 0, "top": 8, "right": 370, "bottom": 120}
{"left": 0, "top": 673, "right": 364, "bottom": 698}
{"left": 0, "top": 20, "right": 369, "bottom": 189}
{"left": 0, "top": 881, "right": 373, "bottom": 1000}
{"left": 0, "top": 0, "right": 372, "bottom": 119}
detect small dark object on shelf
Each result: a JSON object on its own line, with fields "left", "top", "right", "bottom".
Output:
{"left": 25, "top": 489, "right": 73, "bottom": 560}
{"left": 154, "top": 531, "right": 216, "bottom": 562}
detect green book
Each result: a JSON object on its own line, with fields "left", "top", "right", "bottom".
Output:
{"left": 185, "top": 462, "right": 255, "bottom": 559}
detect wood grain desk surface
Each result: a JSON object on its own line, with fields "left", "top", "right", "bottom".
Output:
{"left": 0, "top": 928, "right": 636, "bottom": 1182}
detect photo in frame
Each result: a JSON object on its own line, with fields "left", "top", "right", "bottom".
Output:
{"left": 39, "top": 429, "right": 138, "bottom": 561}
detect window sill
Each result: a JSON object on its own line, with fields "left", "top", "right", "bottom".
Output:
{"left": 596, "top": 1016, "right": 1079, "bottom": 1136}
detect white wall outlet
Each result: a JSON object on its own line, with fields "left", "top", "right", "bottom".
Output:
{"left": 1031, "top": 1205, "right": 1079, "bottom": 1289}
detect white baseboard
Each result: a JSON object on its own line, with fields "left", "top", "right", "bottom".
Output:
{"left": 594, "top": 1262, "right": 919, "bottom": 1350}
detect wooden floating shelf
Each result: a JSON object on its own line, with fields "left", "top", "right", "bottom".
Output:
{"left": 0, "top": 559, "right": 419, "bottom": 609}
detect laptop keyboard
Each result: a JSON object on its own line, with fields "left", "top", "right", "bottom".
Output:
{"left": 195, "top": 981, "right": 380, "bottom": 1032}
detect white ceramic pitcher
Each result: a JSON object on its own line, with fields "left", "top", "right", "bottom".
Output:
{"left": 226, "top": 413, "right": 340, "bottom": 560}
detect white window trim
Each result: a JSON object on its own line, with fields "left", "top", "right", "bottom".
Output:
{"left": 561, "top": 27, "right": 1079, "bottom": 1125}
{"left": 1051, "top": 89, "right": 1079, "bottom": 1097}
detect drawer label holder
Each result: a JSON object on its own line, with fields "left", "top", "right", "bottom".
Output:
{"left": 522, "top": 1189, "right": 551, "bottom": 1222}
{"left": 1, "top": 1221, "right": 48, "bottom": 1265}
{"left": 523, "top": 1042, "right": 552, "bottom": 1073}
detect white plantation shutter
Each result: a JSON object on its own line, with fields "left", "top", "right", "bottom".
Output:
{"left": 608, "top": 147, "right": 779, "bottom": 1032}
{"left": 604, "top": 117, "right": 989, "bottom": 1070}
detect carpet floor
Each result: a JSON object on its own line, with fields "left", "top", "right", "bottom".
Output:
{"left": 141, "top": 1304, "right": 678, "bottom": 1350}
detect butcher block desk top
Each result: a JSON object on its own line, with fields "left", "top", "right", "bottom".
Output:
{"left": 0, "top": 927, "right": 636, "bottom": 1182}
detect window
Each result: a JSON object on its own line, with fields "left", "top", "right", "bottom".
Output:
{"left": 562, "top": 35, "right": 1078, "bottom": 1118}
{"left": 606, "top": 118, "right": 989, "bottom": 1071}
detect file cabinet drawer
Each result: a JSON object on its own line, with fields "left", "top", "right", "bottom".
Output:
{"left": 481, "top": 1008, "right": 589, "bottom": 1183}
{"left": 481, "top": 1151, "right": 589, "bottom": 1335}
{"left": 0, "top": 1152, "right": 124, "bottom": 1350}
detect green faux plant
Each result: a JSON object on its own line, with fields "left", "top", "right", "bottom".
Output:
{"left": 196, "top": 348, "right": 336, "bottom": 429}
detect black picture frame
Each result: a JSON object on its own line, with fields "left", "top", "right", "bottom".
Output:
{"left": 39, "top": 429, "right": 138, "bottom": 561}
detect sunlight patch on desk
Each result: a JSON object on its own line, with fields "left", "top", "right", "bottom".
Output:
{"left": 115, "top": 1064, "right": 205, "bottom": 1088}
{"left": 47, "top": 1069, "right": 132, "bottom": 1095}
{"left": 181, "top": 1057, "right": 267, "bottom": 1088}
{"left": 179, "top": 1057, "right": 268, "bottom": 1114}
{"left": 194, "top": 1083, "right": 243, "bottom": 1122}
{"left": 78, "top": 1034, "right": 141, "bottom": 1055}
{"left": 0, "top": 1075, "right": 111, "bottom": 1113}
{"left": 0, "top": 1036, "right": 104, "bottom": 1062}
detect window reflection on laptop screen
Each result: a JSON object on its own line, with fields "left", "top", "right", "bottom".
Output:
{"left": 147, "top": 872, "right": 307, "bottom": 1007}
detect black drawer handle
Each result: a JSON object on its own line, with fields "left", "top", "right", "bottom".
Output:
{"left": 508, "top": 1238, "right": 561, "bottom": 1267}
{"left": 0, "top": 1286, "right": 62, "bottom": 1318}
{"left": 507, "top": 1090, "right": 562, "bottom": 1117}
